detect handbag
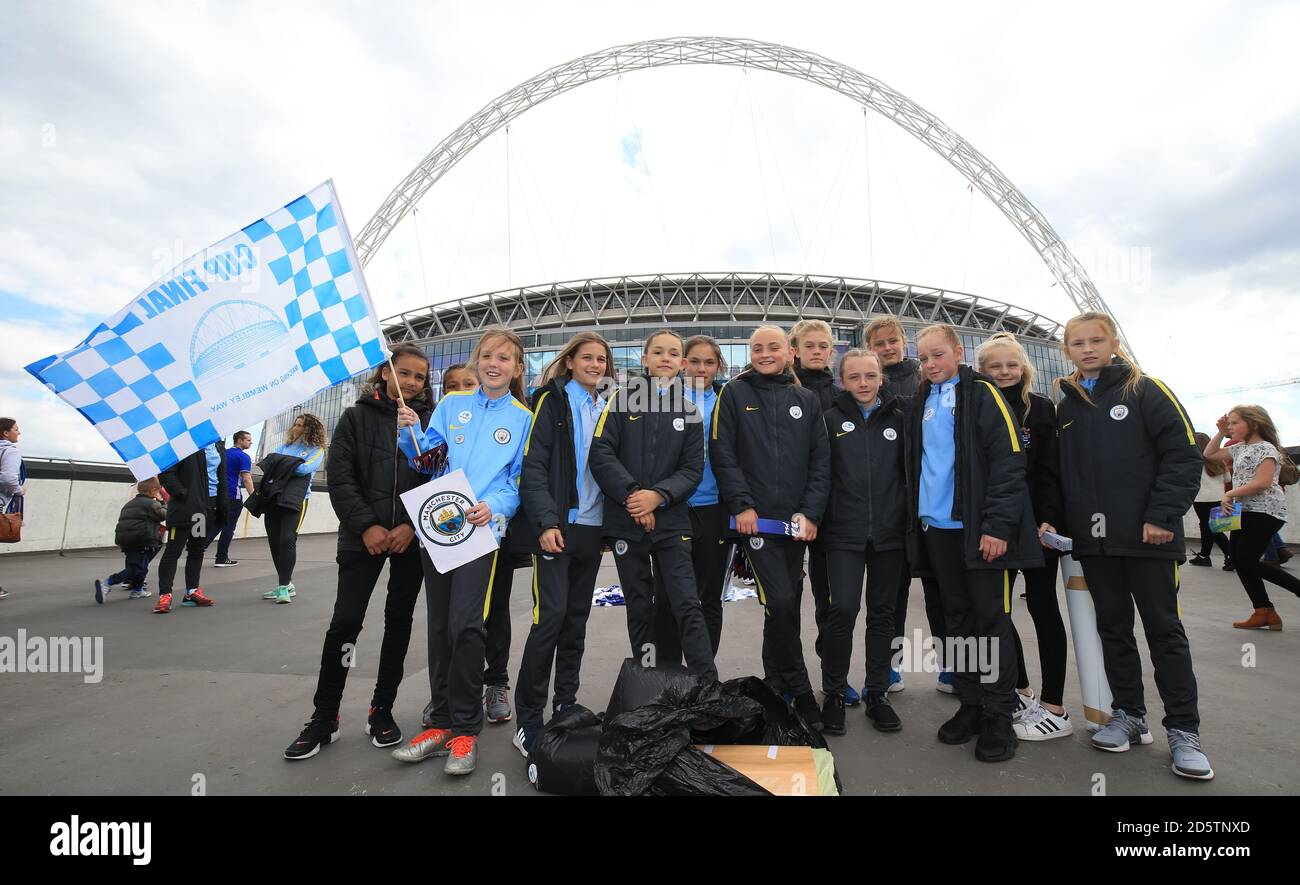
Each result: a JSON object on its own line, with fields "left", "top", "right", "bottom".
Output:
{"left": 0, "top": 448, "right": 21, "bottom": 543}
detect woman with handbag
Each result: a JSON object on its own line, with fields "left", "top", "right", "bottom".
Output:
{"left": 0, "top": 417, "right": 27, "bottom": 597}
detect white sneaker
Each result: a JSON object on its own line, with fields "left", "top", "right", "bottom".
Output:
{"left": 129, "top": 589, "right": 152, "bottom": 599}
{"left": 1013, "top": 704, "right": 1074, "bottom": 741}
{"left": 1012, "top": 689, "right": 1037, "bottom": 722}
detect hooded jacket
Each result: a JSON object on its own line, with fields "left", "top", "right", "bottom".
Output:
{"left": 710, "top": 369, "right": 831, "bottom": 529}
{"left": 0, "top": 440, "right": 23, "bottom": 513}
{"left": 329, "top": 386, "right": 433, "bottom": 554}
{"left": 160, "top": 443, "right": 229, "bottom": 530}
{"left": 1056, "top": 359, "right": 1200, "bottom": 560}
{"left": 249, "top": 452, "right": 310, "bottom": 516}
{"left": 817, "top": 389, "right": 908, "bottom": 553}
{"left": 882, "top": 357, "right": 922, "bottom": 400}
{"left": 903, "top": 364, "right": 1042, "bottom": 573}
{"left": 1001, "top": 381, "right": 1065, "bottom": 530}
{"left": 511, "top": 377, "right": 581, "bottom": 554}
{"left": 795, "top": 364, "right": 837, "bottom": 411}
{"left": 589, "top": 375, "right": 704, "bottom": 543}
{"left": 115, "top": 493, "right": 166, "bottom": 551}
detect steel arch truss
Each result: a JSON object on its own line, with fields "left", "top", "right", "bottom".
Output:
{"left": 356, "top": 36, "right": 1126, "bottom": 352}
{"left": 380, "top": 272, "right": 1062, "bottom": 344}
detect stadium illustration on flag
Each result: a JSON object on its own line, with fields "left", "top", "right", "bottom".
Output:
{"left": 25, "top": 179, "right": 390, "bottom": 480}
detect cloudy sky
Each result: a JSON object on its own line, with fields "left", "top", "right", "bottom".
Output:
{"left": 2, "top": 0, "right": 1298, "bottom": 462}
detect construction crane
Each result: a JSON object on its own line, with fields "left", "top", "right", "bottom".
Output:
{"left": 1190, "top": 377, "right": 1300, "bottom": 399}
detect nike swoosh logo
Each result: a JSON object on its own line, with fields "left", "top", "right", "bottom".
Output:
{"left": 1062, "top": 421, "right": 1073, "bottom": 430}
{"left": 628, "top": 416, "right": 640, "bottom": 421}
{"left": 681, "top": 536, "right": 691, "bottom": 542}
{"left": 836, "top": 431, "right": 850, "bottom": 438}
{"left": 449, "top": 425, "right": 463, "bottom": 430}
{"left": 745, "top": 406, "right": 759, "bottom": 412}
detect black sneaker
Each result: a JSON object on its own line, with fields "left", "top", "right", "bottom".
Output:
{"left": 820, "top": 692, "right": 846, "bottom": 735}
{"left": 793, "top": 691, "right": 824, "bottom": 732}
{"left": 974, "top": 714, "right": 1018, "bottom": 762}
{"left": 1189, "top": 554, "right": 1211, "bottom": 567}
{"left": 865, "top": 691, "right": 902, "bottom": 732}
{"left": 1222, "top": 557, "right": 1235, "bottom": 572}
{"left": 938, "top": 703, "right": 984, "bottom": 745}
{"left": 284, "top": 716, "right": 340, "bottom": 760}
{"left": 214, "top": 559, "right": 238, "bottom": 568}
{"left": 512, "top": 721, "right": 542, "bottom": 759}
{"left": 366, "top": 706, "right": 402, "bottom": 748}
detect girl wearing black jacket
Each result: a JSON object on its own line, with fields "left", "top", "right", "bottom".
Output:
{"left": 905, "top": 324, "right": 1042, "bottom": 763}
{"left": 818, "top": 349, "right": 908, "bottom": 736}
{"left": 509, "top": 332, "right": 615, "bottom": 758}
{"left": 712, "top": 325, "right": 831, "bottom": 730}
{"left": 590, "top": 330, "right": 717, "bottom": 683}
{"left": 283, "top": 345, "right": 433, "bottom": 760}
{"left": 1053, "top": 312, "right": 1210, "bottom": 780}
{"left": 975, "top": 333, "right": 1072, "bottom": 742}
{"left": 790, "top": 320, "right": 837, "bottom": 677}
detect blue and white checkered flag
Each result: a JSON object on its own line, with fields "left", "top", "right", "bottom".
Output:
{"left": 26, "top": 179, "right": 389, "bottom": 481}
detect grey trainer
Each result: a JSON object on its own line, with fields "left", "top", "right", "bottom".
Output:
{"left": 1168, "top": 729, "right": 1215, "bottom": 780}
{"left": 391, "top": 727, "right": 451, "bottom": 763}
{"left": 443, "top": 735, "right": 478, "bottom": 775}
{"left": 484, "top": 684, "right": 512, "bottom": 723}
{"left": 1091, "top": 709, "right": 1154, "bottom": 752}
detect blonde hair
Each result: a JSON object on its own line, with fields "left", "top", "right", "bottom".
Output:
{"left": 837, "top": 348, "right": 883, "bottom": 383}
{"left": 789, "top": 319, "right": 833, "bottom": 347}
{"left": 1229, "top": 405, "right": 1295, "bottom": 473}
{"left": 538, "top": 332, "right": 614, "bottom": 387}
{"left": 975, "top": 332, "right": 1035, "bottom": 409}
{"left": 864, "top": 316, "right": 907, "bottom": 346}
{"left": 744, "top": 325, "right": 800, "bottom": 385}
{"left": 1057, "top": 312, "right": 1143, "bottom": 403}
{"left": 471, "top": 326, "right": 528, "bottom": 405}
{"left": 916, "top": 323, "right": 962, "bottom": 352}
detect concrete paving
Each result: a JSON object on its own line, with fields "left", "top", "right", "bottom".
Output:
{"left": 0, "top": 535, "right": 1296, "bottom": 796}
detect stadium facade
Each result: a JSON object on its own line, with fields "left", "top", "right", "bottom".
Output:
{"left": 259, "top": 272, "right": 1068, "bottom": 455}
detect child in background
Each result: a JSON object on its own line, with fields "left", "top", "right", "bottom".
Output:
{"left": 1054, "top": 311, "right": 1210, "bottom": 780}
{"left": 1189, "top": 431, "right": 1233, "bottom": 569}
{"left": 95, "top": 477, "right": 166, "bottom": 603}
{"left": 441, "top": 363, "right": 478, "bottom": 395}
{"left": 1204, "top": 405, "right": 1300, "bottom": 630}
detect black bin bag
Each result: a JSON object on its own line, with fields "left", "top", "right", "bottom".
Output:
{"left": 529, "top": 705, "right": 603, "bottom": 796}
{"left": 603, "top": 657, "right": 692, "bottom": 721}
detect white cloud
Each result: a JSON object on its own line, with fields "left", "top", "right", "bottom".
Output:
{"left": 3, "top": 0, "right": 1299, "bottom": 455}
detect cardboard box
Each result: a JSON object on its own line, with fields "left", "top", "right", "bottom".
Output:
{"left": 701, "top": 744, "right": 826, "bottom": 796}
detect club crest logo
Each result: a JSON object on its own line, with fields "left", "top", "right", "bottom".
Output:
{"left": 1110, "top": 405, "right": 1129, "bottom": 421}
{"left": 923, "top": 408, "right": 936, "bottom": 422}
{"left": 883, "top": 428, "right": 898, "bottom": 441}
{"left": 749, "top": 537, "right": 764, "bottom": 550}
{"left": 789, "top": 406, "right": 803, "bottom": 419}
{"left": 454, "top": 434, "right": 465, "bottom": 445}
{"left": 494, "top": 428, "right": 512, "bottom": 444}
{"left": 417, "top": 491, "right": 476, "bottom": 547}
{"left": 458, "top": 410, "right": 472, "bottom": 424}
{"left": 614, "top": 539, "right": 629, "bottom": 555}
{"left": 673, "top": 417, "right": 685, "bottom": 432}
{"left": 841, "top": 421, "right": 855, "bottom": 433}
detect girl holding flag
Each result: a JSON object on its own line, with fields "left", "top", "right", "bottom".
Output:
{"left": 391, "top": 327, "right": 532, "bottom": 777}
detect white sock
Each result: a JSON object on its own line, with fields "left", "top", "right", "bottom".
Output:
{"left": 186, "top": 588, "right": 198, "bottom": 596}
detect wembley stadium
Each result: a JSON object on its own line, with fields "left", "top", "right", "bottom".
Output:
{"left": 259, "top": 270, "right": 1069, "bottom": 454}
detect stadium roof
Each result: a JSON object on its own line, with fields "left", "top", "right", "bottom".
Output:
{"left": 380, "top": 272, "right": 1064, "bottom": 344}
